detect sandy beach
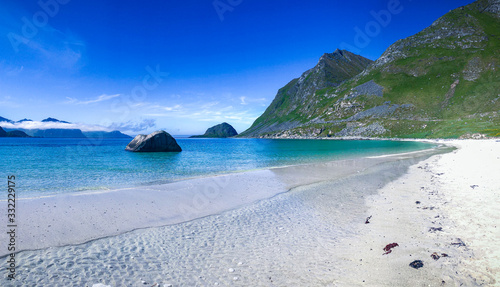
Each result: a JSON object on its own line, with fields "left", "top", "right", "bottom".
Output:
{"left": 1, "top": 139, "right": 498, "bottom": 286}
{"left": 0, "top": 145, "right": 443, "bottom": 257}
{"left": 335, "top": 139, "right": 500, "bottom": 286}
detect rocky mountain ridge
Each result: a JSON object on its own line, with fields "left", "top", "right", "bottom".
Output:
{"left": 241, "top": 0, "right": 500, "bottom": 139}
{"left": 240, "top": 50, "right": 373, "bottom": 137}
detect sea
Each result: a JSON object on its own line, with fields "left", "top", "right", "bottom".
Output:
{"left": 0, "top": 137, "right": 435, "bottom": 198}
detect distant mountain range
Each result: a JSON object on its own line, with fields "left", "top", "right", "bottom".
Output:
{"left": 241, "top": 0, "right": 500, "bottom": 139}
{"left": 0, "top": 117, "right": 132, "bottom": 139}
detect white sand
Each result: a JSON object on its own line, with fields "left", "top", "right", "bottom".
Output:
{"left": 335, "top": 139, "right": 500, "bottom": 286}
{"left": 1, "top": 140, "right": 498, "bottom": 286}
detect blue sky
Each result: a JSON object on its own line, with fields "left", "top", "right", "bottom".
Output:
{"left": 0, "top": 0, "right": 475, "bottom": 135}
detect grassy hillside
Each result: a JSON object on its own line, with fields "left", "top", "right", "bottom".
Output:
{"left": 240, "top": 50, "right": 373, "bottom": 137}
{"left": 242, "top": 0, "right": 500, "bottom": 139}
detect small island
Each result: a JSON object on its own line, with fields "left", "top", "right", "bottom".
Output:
{"left": 190, "top": 122, "right": 238, "bottom": 138}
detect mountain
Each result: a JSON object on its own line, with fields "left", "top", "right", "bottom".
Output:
{"left": 14, "top": 117, "right": 86, "bottom": 138}
{"left": 1, "top": 116, "right": 134, "bottom": 138}
{"left": 190, "top": 122, "right": 239, "bottom": 138}
{"left": 30, "top": 129, "right": 86, "bottom": 138}
{"left": 83, "top": 131, "right": 132, "bottom": 138}
{"left": 17, "top": 118, "right": 33, "bottom": 123}
{"left": 41, "top": 117, "right": 70, "bottom": 124}
{"left": 240, "top": 50, "right": 373, "bottom": 137}
{"left": 241, "top": 0, "right": 500, "bottom": 139}
{"left": 7, "top": 127, "right": 87, "bottom": 138}
{"left": 0, "top": 127, "right": 30, "bottom": 138}
{"left": 0, "top": 116, "right": 13, "bottom": 123}
{"left": 6, "top": 130, "right": 30, "bottom": 138}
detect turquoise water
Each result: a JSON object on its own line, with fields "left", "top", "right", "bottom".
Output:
{"left": 0, "top": 137, "right": 435, "bottom": 197}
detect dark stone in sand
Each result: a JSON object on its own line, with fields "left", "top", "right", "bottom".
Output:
{"left": 431, "top": 252, "right": 440, "bottom": 260}
{"left": 429, "top": 227, "right": 443, "bottom": 232}
{"left": 409, "top": 260, "right": 424, "bottom": 269}
{"left": 451, "top": 238, "right": 466, "bottom": 247}
{"left": 383, "top": 243, "right": 399, "bottom": 255}
{"left": 125, "top": 130, "right": 182, "bottom": 152}
{"left": 432, "top": 252, "right": 449, "bottom": 260}
{"left": 365, "top": 215, "right": 372, "bottom": 224}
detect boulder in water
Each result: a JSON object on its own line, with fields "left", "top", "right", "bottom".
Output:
{"left": 125, "top": 130, "right": 182, "bottom": 152}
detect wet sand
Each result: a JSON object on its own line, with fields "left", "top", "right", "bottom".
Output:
{"left": 0, "top": 147, "right": 444, "bottom": 257}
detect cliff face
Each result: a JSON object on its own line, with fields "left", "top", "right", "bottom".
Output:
{"left": 240, "top": 50, "right": 373, "bottom": 137}
{"left": 242, "top": 0, "right": 500, "bottom": 139}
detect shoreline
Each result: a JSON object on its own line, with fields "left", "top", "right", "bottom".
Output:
{"left": 1, "top": 139, "right": 498, "bottom": 286}
{"left": 335, "top": 139, "right": 500, "bottom": 286}
{"left": 2, "top": 137, "right": 436, "bottom": 200}
{"left": 3, "top": 141, "right": 449, "bottom": 286}
{"left": 0, "top": 143, "right": 447, "bottom": 258}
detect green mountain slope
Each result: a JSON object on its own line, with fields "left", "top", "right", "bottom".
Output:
{"left": 240, "top": 49, "right": 373, "bottom": 137}
{"left": 242, "top": 0, "right": 500, "bottom": 139}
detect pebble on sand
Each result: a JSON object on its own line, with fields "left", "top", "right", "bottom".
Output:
{"left": 409, "top": 260, "right": 424, "bottom": 269}
{"left": 382, "top": 243, "right": 399, "bottom": 255}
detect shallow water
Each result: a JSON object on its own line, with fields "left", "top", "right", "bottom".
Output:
{"left": 2, "top": 150, "right": 444, "bottom": 286}
{"left": 0, "top": 138, "right": 434, "bottom": 198}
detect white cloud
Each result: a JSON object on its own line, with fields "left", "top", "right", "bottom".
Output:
{"left": 140, "top": 98, "right": 261, "bottom": 126}
{"left": 6, "top": 66, "right": 24, "bottom": 76}
{"left": 163, "top": 104, "right": 182, "bottom": 111}
{"left": 240, "top": 96, "right": 247, "bottom": 105}
{"left": 29, "top": 27, "right": 85, "bottom": 70}
{"left": 107, "top": 119, "right": 156, "bottom": 133}
{"left": 0, "top": 120, "right": 111, "bottom": 132}
{"left": 0, "top": 96, "right": 21, "bottom": 108}
{"left": 200, "top": 101, "right": 219, "bottom": 109}
{"left": 65, "top": 94, "right": 120, "bottom": 105}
